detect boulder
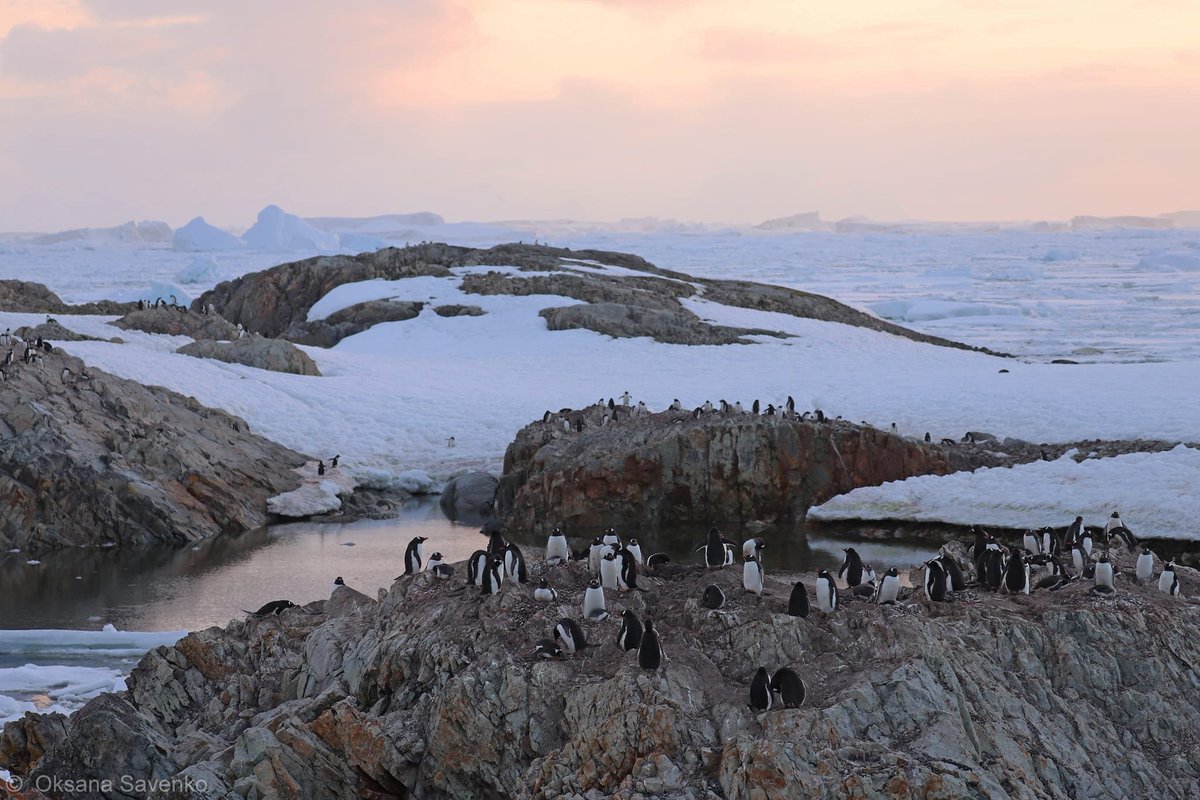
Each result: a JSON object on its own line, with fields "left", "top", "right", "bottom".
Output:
{"left": 13, "top": 321, "right": 103, "bottom": 343}
{"left": 432, "top": 304, "right": 485, "bottom": 318}
{"left": 177, "top": 336, "right": 321, "bottom": 376}
{"left": 287, "top": 299, "right": 425, "bottom": 347}
{"left": 539, "top": 302, "right": 784, "bottom": 345}
{"left": 438, "top": 470, "right": 499, "bottom": 523}
{"left": 109, "top": 307, "right": 241, "bottom": 340}
{"left": 0, "top": 712, "right": 69, "bottom": 775}
{"left": 0, "top": 279, "right": 133, "bottom": 316}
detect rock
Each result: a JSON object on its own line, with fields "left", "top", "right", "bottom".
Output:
{"left": 438, "top": 470, "right": 499, "bottom": 523}
{"left": 177, "top": 336, "right": 321, "bottom": 376}
{"left": 110, "top": 306, "right": 241, "bottom": 340}
{"left": 288, "top": 299, "right": 425, "bottom": 347}
{"left": 432, "top": 304, "right": 485, "bottom": 317}
{"left": 0, "top": 712, "right": 69, "bottom": 775}
{"left": 0, "top": 347, "right": 305, "bottom": 553}
{"left": 539, "top": 302, "right": 784, "bottom": 345}
{"left": 0, "top": 279, "right": 133, "bottom": 316}
{"left": 12, "top": 321, "right": 102, "bottom": 343}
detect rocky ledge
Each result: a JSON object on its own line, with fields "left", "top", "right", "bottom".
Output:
{"left": 4, "top": 539, "right": 1199, "bottom": 798}
{"left": 0, "top": 280, "right": 133, "bottom": 316}
{"left": 0, "top": 342, "right": 306, "bottom": 553}
{"left": 177, "top": 336, "right": 321, "bottom": 377}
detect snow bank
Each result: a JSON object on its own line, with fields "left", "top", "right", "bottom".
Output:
{"left": 267, "top": 465, "right": 358, "bottom": 517}
{"left": 808, "top": 446, "right": 1200, "bottom": 540}
{"left": 243, "top": 205, "right": 340, "bottom": 252}
{"left": 172, "top": 217, "right": 244, "bottom": 252}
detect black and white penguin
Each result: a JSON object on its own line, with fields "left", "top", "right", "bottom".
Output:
{"left": 742, "top": 537, "right": 765, "bottom": 563}
{"left": 588, "top": 537, "right": 607, "bottom": 576}
{"left": 637, "top": 619, "right": 662, "bottom": 670}
{"left": 749, "top": 667, "right": 773, "bottom": 711}
{"left": 771, "top": 667, "right": 806, "bottom": 708}
{"left": 137, "top": 299, "right": 145, "bottom": 311}
{"left": 602, "top": 527, "right": 622, "bottom": 548}
{"left": 924, "top": 559, "right": 949, "bottom": 601}
{"left": 938, "top": 549, "right": 966, "bottom": 591}
{"left": 924, "top": 432, "right": 931, "bottom": 443}
{"left": 1081, "top": 527, "right": 1094, "bottom": 556}
{"left": 815, "top": 570, "right": 838, "bottom": 613}
{"left": 1159, "top": 562, "right": 1178, "bottom": 594}
{"left": 533, "top": 639, "right": 562, "bottom": 659}
{"left": 546, "top": 528, "right": 570, "bottom": 564}
{"left": 723, "top": 543, "right": 736, "bottom": 566}
{"left": 1003, "top": 549, "right": 1030, "bottom": 594}
{"left": 616, "top": 547, "right": 640, "bottom": 591}
{"left": 874, "top": 568, "right": 901, "bottom": 605}
{"left": 1109, "top": 523, "right": 1139, "bottom": 553}
{"left": 971, "top": 525, "right": 991, "bottom": 571}
{"left": 317, "top": 460, "right": 326, "bottom": 476}
{"left": 582, "top": 579, "right": 608, "bottom": 620}
{"left": 698, "top": 527, "right": 730, "bottom": 569}
{"left": 1135, "top": 547, "right": 1155, "bottom": 583}
{"left": 620, "top": 390, "right": 631, "bottom": 406}
{"left": 851, "top": 581, "right": 877, "bottom": 600}
{"left": 404, "top": 536, "right": 427, "bottom": 575}
{"left": 2, "top": 350, "right": 12, "bottom": 367}
{"left": 554, "top": 618, "right": 587, "bottom": 655}
{"left": 1093, "top": 554, "right": 1115, "bottom": 594}
{"left": 702, "top": 584, "right": 726, "bottom": 609}
{"left": 787, "top": 581, "right": 810, "bottom": 617}
{"left": 425, "top": 552, "right": 444, "bottom": 573}
{"left": 983, "top": 545, "right": 1005, "bottom": 591}
{"left": 1071, "top": 542, "right": 1087, "bottom": 575}
{"left": 431, "top": 560, "right": 454, "bottom": 580}
{"left": 533, "top": 577, "right": 558, "bottom": 602}
{"left": 752, "top": 399, "right": 760, "bottom": 415}
{"left": 617, "top": 609, "right": 643, "bottom": 652}
{"left": 645, "top": 553, "right": 671, "bottom": 569}
{"left": 245, "top": 600, "right": 298, "bottom": 617}
{"left": 503, "top": 543, "right": 528, "bottom": 584}
{"left": 600, "top": 550, "right": 621, "bottom": 590}
{"left": 330, "top": 455, "right": 340, "bottom": 469}
{"left": 1023, "top": 530, "right": 1042, "bottom": 557}
{"left": 786, "top": 396, "right": 795, "bottom": 415}
{"left": 743, "top": 554, "right": 764, "bottom": 596}
{"left": 1169, "top": 575, "right": 1182, "bottom": 597}
{"left": 838, "top": 548, "right": 865, "bottom": 587}
{"left": 670, "top": 398, "right": 682, "bottom": 411}
{"left": 487, "top": 529, "right": 508, "bottom": 556}
{"left": 468, "top": 550, "right": 489, "bottom": 588}
{"left": 1034, "top": 559, "right": 1070, "bottom": 591}
{"left": 1041, "top": 527, "right": 1058, "bottom": 557}
{"left": 626, "top": 538, "right": 644, "bottom": 565}
{"left": 331, "top": 576, "right": 345, "bottom": 593}
{"left": 1064, "top": 515, "right": 1083, "bottom": 547}
{"left": 480, "top": 554, "right": 504, "bottom": 595}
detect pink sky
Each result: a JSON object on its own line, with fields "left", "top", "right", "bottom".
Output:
{"left": 1, "top": 0, "right": 1197, "bottom": 230}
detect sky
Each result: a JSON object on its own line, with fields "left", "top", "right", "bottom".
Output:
{"left": 0, "top": 0, "right": 1197, "bottom": 230}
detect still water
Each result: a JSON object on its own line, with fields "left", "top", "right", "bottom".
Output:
{"left": 0, "top": 500, "right": 937, "bottom": 633}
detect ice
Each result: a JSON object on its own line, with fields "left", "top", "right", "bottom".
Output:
{"left": 243, "top": 205, "right": 340, "bottom": 252}
{"left": 178, "top": 255, "right": 222, "bottom": 284}
{"left": 868, "top": 299, "right": 1025, "bottom": 323}
{"left": 1137, "top": 251, "right": 1200, "bottom": 270}
{"left": 267, "top": 468, "right": 357, "bottom": 517}
{"left": 172, "top": 216, "right": 244, "bottom": 252}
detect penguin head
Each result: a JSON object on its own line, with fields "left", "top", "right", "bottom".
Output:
{"left": 412, "top": 536, "right": 428, "bottom": 544}
{"left": 552, "top": 527, "right": 562, "bottom": 535}
{"left": 1142, "top": 547, "right": 1152, "bottom": 555}
{"left": 603, "top": 551, "right": 617, "bottom": 561}
{"left": 745, "top": 554, "right": 757, "bottom": 563}
{"left": 591, "top": 537, "right": 603, "bottom": 546}
{"left": 886, "top": 567, "right": 899, "bottom": 578}
{"left": 430, "top": 552, "right": 443, "bottom": 560}
{"left": 621, "top": 609, "right": 637, "bottom": 621}
{"left": 1165, "top": 561, "right": 1176, "bottom": 572}
{"left": 1111, "top": 511, "right": 1120, "bottom": 518}
{"left": 334, "top": 577, "right": 344, "bottom": 586}
{"left": 587, "top": 578, "right": 601, "bottom": 589}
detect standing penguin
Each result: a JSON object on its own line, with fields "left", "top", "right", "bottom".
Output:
{"left": 546, "top": 527, "right": 570, "bottom": 564}
{"left": 938, "top": 549, "right": 967, "bottom": 591}
{"left": 1081, "top": 527, "right": 1094, "bottom": 556}
{"left": 582, "top": 579, "right": 608, "bottom": 620}
{"left": 702, "top": 584, "right": 726, "bottom": 609}
{"left": 983, "top": 545, "right": 1005, "bottom": 590}
{"left": 771, "top": 667, "right": 806, "bottom": 708}
{"left": 1135, "top": 547, "right": 1155, "bottom": 583}
{"left": 602, "top": 527, "right": 622, "bottom": 548}
{"left": 616, "top": 547, "right": 640, "bottom": 591}
{"left": 554, "top": 618, "right": 588, "bottom": 655}
{"left": 503, "top": 543, "right": 529, "bottom": 584}
{"left": 468, "top": 550, "right": 489, "bottom": 588}
{"left": 1071, "top": 542, "right": 1087, "bottom": 575}
{"left": 1159, "top": 562, "right": 1178, "bottom": 594}
{"left": 874, "top": 567, "right": 901, "bottom": 605}
{"left": 638, "top": 619, "right": 662, "bottom": 670}
{"left": 1003, "top": 549, "right": 1030, "bottom": 594}
{"left": 600, "top": 550, "right": 621, "bottom": 590}
{"left": 486, "top": 529, "right": 507, "bottom": 556}
{"left": 743, "top": 554, "right": 764, "bottom": 596}
{"left": 838, "top": 548, "right": 865, "bottom": 587}
{"left": 787, "top": 581, "right": 810, "bottom": 617}
{"left": 1064, "top": 515, "right": 1084, "bottom": 548}
{"left": 815, "top": 570, "right": 838, "bottom": 613}
{"left": 924, "top": 559, "right": 949, "bottom": 601}
{"left": 317, "top": 460, "right": 326, "bottom": 476}
{"left": 1023, "top": 530, "right": 1042, "bottom": 557}
{"left": 742, "top": 537, "right": 765, "bottom": 563}
{"left": 698, "top": 527, "right": 731, "bottom": 569}
{"left": 424, "top": 552, "right": 444, "bottom": 573}
{"left": 1093, "top": 554, "right": 1116, "bottom": 594}
{"left": 588, "top": 537, "right": 607, "bottom": 576}
{"left": 617, "top": 609, "right": 643, "bottom": 651}
{"left": 480, "top": 554, "right": 504, "bottom": 595}
{"left": 404, "top": 536, "right": 427, "bottom": 575}
{"left": 533, "top": 578, "right": 558, "bottom": 602}
{"left": 626, "top": 538, "right": 644, "bottom": 565}
{"left": 749, "top": 667, "right": 773, "bottom": 711}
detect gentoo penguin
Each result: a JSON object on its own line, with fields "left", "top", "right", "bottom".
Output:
{"left": 317, "top": 460, "right": 326, "bottom": 476}
{"left": 787, "top": 581, "right": 810, "bottom": 617}
{"left": 852, "top": 581, "right": 877, "bottom": 600}
{"left": 752, "top": 399, "right": 760, "bottom": 415}
{"left": 331, "top": 455, "right": 340, "bottom": 468}
{"left": 486, "top": 529, "right": 508, "bottom": 556}
{"left": 786, "top": 396, "right": 795, "bottom": 415}
{"left": 533, "top": 578, "right": 558, "bottom": 602}
{"left": 447, "top": 436, "right": 456, "bottom": 448}
{"left": 626, "top": 538, "right": 644, "bottom": 565}
{"left": 635, "top": 400, "right": 648, "bottom": 417}
{"left": 1169, "top": 575, "right": 1182, "bottom": 597}
{"left": 504, "top": 543, "right": 529, "bottom": 584}
{"left": 600, "top": 550, "right": 621, "bottom": 590}
{"left": 1071, "top": 542, "right": 1087, "bottom": 575}
{"left": 743, "top": 554, "right": 764, "bottom": 596}
{"left": 2, "top": 350, "right": 12, "bottom": 366}
{"left": 702, "top": 400, "right": 713, "bottom": 414}
{"left": 468, "top": 550, "right": 489, "bottom": 588}
{"left": 771, "top": 667, "right": 806, "bottom": 708}
{"left": 617, "top": 609, "right": 643, "bottom": 651}
{"left": 602, "top": 527, "right": 622, "bottom": 548}
{"left": 983, "top": 545, "right": 1005, "bottom": 590}
{"left": 742, "top": 537, "right": 765, "bottom": 563}
{"left": 425, "top": 552, "right": 445, "bottom": 573}
{"left": 431, "top": 563, "right": 455, "bottom": 580}
{"left": 1093, "top": 554, "right": 1115, "bottom": 594}
{"left": 616, "top": 547, "right": 640, "bottom": 591}
{"left": 669, "top": 398, "right": 682, "bottom": 411}
{"left": 702, "top": 584, "right": 726, "bottom": 609}
{"left": 1034, "top": 559, "right": 1070, "bottom": 591}
{"left": 554, "top": 618, "right": 587, "bottom": 655}
{"left": 815, "top": 570, "right": 838, "bottom": 613}
{"left": 938, "top": 550, "right": 966, "bottom": 591}
{"left": 1003, "top": 549, "right": 1030, "bottom": 594}
{"left": 637, "top": 619, "right": 662, "bottom": 670}
{"left": 533, "top": 639, "right": 563, "bottom": 659}
{"left": 749, "top": 667, "right": 773, "bottom": 711}
{"left": 1023, "top": 530, "right": 1042, "bottom": 557}
{"left": 1159, "top": 562, "right": 1178, "bottom": 594}
{"left": 546, "top": 528, "right": 570, "bottom": 565}
{"left": 331, "top": 576, "right": 345, "bottom": 593}
{"left": 1109, "top": 520, "right": 1139, "bottom": 552}
{"left": 480, "top": 554, "right": 503, "bottom": 595}
{"left": 723, "top": 544, "right": 736, "bottom": 566}
{"left": 838, "top": 548, "right": 865, "bottom": 587}
{"left": 1081, "top": 527, "right": 1094, "bottom": 556}
{"left": 1135, "top": 547, "right": 1155, "bottom": 583}
{"left": 645, "top": 553, "right": 671, "bottom": 569}
{"left": 971, "top": 525, "right": 991, "bottom": 571}
{"left": 1041, "top": 527, "right": 1058, "bottom": 557}
{"left": 582, "top": 579, "right": 608, "bottom": 620}
{"left": 404, "top": 536, "right": 427, "bottom": 575}
{"left": 245, "top": 600, "right": 297, "bottom": 617}
{"left": 588, "top": 537, "right": 607, "bottom": 576}
{"left": 620, "top": 390, "right": 631, "bottom": 406}
{"left": 1064, "top": 515, "right": 1083, "bottom": 547}
{"left": 698, "top": 527, "right": 730, "bottom": 569}
{"left": 924, "top": 559, "right": 949, "bottom": 601}
{"left": 874, "top": 568, "right": 901, "bottom": 605}
{"left": 924, "top": 432, "right": 932, "bottom": 443}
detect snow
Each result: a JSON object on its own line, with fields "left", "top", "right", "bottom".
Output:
{"left": 267, "top": 466, "right": 357, "bottom": 517}
{"left": 1137, "top": 251, "right": 1200, "bottom": 270}
{"left": 243, "top": 205, "right": 340, "bottom": 252}
{"left": 178, "top": 255, "right": 222, "bottom": 284}
{"left": 868, "top": 299, "right": 1026, "bottom": 323}
{"left": 809, "top": 446, "right": 1200, "bottom": 540}
{"left": 172, "top": 216, "right": 244, "bottom": 252}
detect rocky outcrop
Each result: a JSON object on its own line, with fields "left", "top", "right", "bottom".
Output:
{"left": 0, "top": 712, "right": 68, "bottom": 776}
{"left": 287, "top": 299, "right": 425, "bottom": 347}
{"left": 0, "top": 347, "right": 306, "bottom": 553}
{"left": 9, "top": 546, "right": 1200, "bottom": 798}
{"left": 0, "top": 280, "right": 133, "bottom": 315}
{"left": 110, "top": 307, "right": 241, "bottom": 340}
{"left": 539, "top": 303, "right": 786, "bottom": 345}
{"left": 13, "top": 320, "right": 105, "bottom": 343}
{"left": 177, "top": 336, "right": 321, "bottom": 376}
{"left": 439, "top": 470, "right": 499, "bottom": 523}
{"left": 433, "top": 304, "right": 485, "bottom": 318}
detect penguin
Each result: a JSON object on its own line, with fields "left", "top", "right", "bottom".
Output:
{"left": 1003, "top": 549, "right": 1030, "bottom": 594}
{"left": 723, "top": 544, "right": 736, "bottom": 566}
{"left": 1169, "top": 575, "right": 1182, "bottom": 597}
{"left": 1034, "top": 560, "right": 1070, "bottom": 591}
{"left": 425, "top": 552, "right": 444, "bottom": 573}
{"left": 874, "top": 567, "right": 901, "bottom": 604}
{"left": 702, "top": 584, "right": 726, "bottom": 610}
{"left": 971, "top": 525, "right": 991, "bottom": 570}
{"left": 787, "top": 581, "right": 810, "bottom": 617}
{"left": 582, "top": 579, "right": 608, "bottom": 620}
{"left": 533, "top": 577, "right": 558, "bottom": 602}
{"left": 749, "top": 667, "right": 773, "bottom": 711}
{"left": 1071, "top": 542, "right": 1087, "bottom": 575}
{"left": 480, "top": 554, "right": 504, "bottom": 595}
{"left": 331, "top": 576, "right": 345, "bottom": 593}
{"left": 752, "top": 399, "right": 760, "bottom": 415}
{"left": 1081, "top": 527, "right": 1094, "bottom": 555}
{"left": 588, "top": 537, "right": 607, "bottom": 576}
{"left": 938, "top": 549, "right": 967, "bottom": 591}
{"left": 245, "top": 600, "right": 297, "bottom": 617}
{"left": 742, "top": 537, "right": 765, "bottom": 563}
{"left": 468, "top": 549, "right": 489, "bottom": 588}
{"left": 702, "top": 400, "right": 713, "bottom": 414}
{"left": 625, "top": 538, "right": 644, "bottom": 565}
{"left": 41, "top": 341, "right": 51, "bottom": 353}
{"left": 838, "top": 547, "right": 865, "bottom": 587}
{"left": 1110, "top": 524, "right": 1139, "bottom": 553}
{"left": 646, "top": 553, "right": 671, "bottom": 569}
{"left": 1064, "top": 515, "right": 1083, "bottom": 547}
{"left": 600, "top": 550, "right": 621, "bottom": 590}
{"left": 447, "top": 436, "right": 456, "bottom": 448}
{"left": 635, "top": 400, "right": 648, "bottom": 417}
{"left": 637, "top": 619, "right": 662, "bottom": 670}
{"left": 786, "top": 396, "right": 795, "bottom": 415}
{"left": 620, "top": 390, "right": 631, "bottom": 406}
{"left": 616, "top": 547, "right": 640, "bottom": 591}
{"left": 924, "top": 559, "right": 949, "bottom": 601}
{"left": 670, "top": 398, "right": 682, "bottom": 411}
{"left": 317, "top": 460, "right": 326, "bottom": 476}
{"left": 1135, "top": 548, "right": 1154, "bottom": 583}
{"left": 404, "top": 536, "right": 426, "bottom": 575}
{"left": 602, "top": 527, "right": 622, "bottom": 548}
{"left": 924, "top": 432, "right": 931, "bottom": 443}
{"left": 852, "top": 581, "right": 877, "bottom": 600}
{"left": 137, "top": 299, "right": 145, "bottom": 311}
{"left": 743, "top": 554, "right": 764, "bottom": 596}
{"left": 698, "top": 527, "right": 730, "bottom": 569}
{"left": 815, "top": 570, "right": 838, "bottom": 612}
{"left": 1159, "top": 562, "right": 1178, "bottom": 594}
{"left": 554, "top": 618, "right": 587, "bottom": 654}
{"left": 617, "top": 609, "right": 643, "bottom": 652}
{"left": 1023, "top": 530, "right": 1042, "bottom": 557}
{"left": 431, "top": 563, "right": 455, "bottom": 580}
{"left": 1041, "top": 527, "right": 1058, "bottom": 557}
{"left": 503, "top": 543, "right": 528, "bottom": 584}
{"left": 60, "top": 367, "right": 72, "bottom": 384}
{"left": 331, "top": 455, "right": 340, "bottom": 469}
{"left": 1093, "top": 554, "right": 1115, "bottom": 594}
{"left": 771, "top": 667, "right": 806, "bottom": 708}
{"left": 486, "top": 529, "right": 508, "bottom": 556}
{"left": 2, "top": 350, "right": 12, "bottom": 367}
{"left": 983, "top": 545, "right": 1005, "bottom": 590}
{"left": 533, "top": 639, "right": 563, "bottom": 659}
{"left": 546, "top": 527, "right": 570, "bottom": 564}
